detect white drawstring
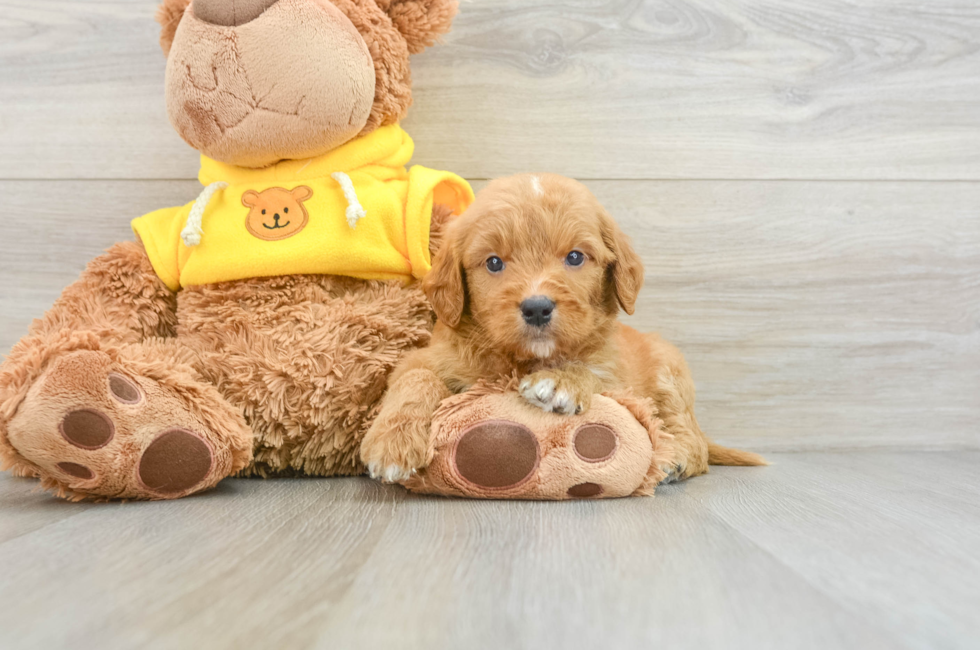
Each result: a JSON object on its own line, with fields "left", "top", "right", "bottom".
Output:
{"left": 331, "top": 171, "right": 367, "bottom": 229}
{"left": 181, "top": 181, "right": 228, "bottom": 247}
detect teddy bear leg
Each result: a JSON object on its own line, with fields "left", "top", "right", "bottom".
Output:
{"left": 0, "top": 242, "right": 252, "bottom": 499}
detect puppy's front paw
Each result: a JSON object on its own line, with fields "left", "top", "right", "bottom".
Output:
{"left": 366, "top": 460, "right": 416, "bottom": 483}
{"left": 360, "top": 418, "right": 430, "bottom": 484}
{"left": 519, "top": 370, "right": 592, "bottom": 415}
{"left": 659, "top": 462, "right": 686, "bottom": 484}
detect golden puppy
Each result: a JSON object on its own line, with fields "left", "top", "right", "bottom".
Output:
{"left": 360, "top": 173, "right": 765, "bottom": 483}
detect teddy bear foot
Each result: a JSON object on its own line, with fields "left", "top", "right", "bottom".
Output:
{"left": 402, "top": 389, "right": 672, "bottom": 500}
{"left": 4, "top": 349, "right": 251, "bottom": 500}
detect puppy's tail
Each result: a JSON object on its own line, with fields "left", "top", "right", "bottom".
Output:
{"left": 707, "top": 441, "right": 768, "bottom": 467}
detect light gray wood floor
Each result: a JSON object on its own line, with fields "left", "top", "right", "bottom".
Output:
{"left": 1, "top": 451, "right": 977, "bottom": 650}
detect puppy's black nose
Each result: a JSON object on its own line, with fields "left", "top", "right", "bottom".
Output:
{"left": 521, "top": 296, "right": 555, "bottom": 327}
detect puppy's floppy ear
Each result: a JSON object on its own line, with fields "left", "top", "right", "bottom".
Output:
{"left": 423, "top": 221, "right": 466, "bottom": 327}
{"left": 156, "top": 0, "right": 191, "bottom": 57}
{"left": 600, "top": 208, "right": 644, "bottom": 315}
{"left": 376, "top": 0, "right": 459, "bottom": 55}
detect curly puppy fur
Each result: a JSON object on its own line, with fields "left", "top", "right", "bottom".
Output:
{"left": 361, "top": 174, "right": 766, "bottom": 483}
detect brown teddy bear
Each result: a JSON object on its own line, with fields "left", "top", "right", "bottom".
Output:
{"left": 0, "top": 0, "right": 472, "bottom": 500}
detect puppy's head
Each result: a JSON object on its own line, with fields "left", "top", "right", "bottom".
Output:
{"left": 424, "top": 173, "right": 644, "bottom": 360}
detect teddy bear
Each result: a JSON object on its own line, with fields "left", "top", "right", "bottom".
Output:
{"left": 0, "top": 0, "right": 474, "bottom": 500}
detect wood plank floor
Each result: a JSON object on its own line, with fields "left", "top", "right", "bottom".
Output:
{"left": 0, "top": 451, "right": 976, "bottom": 650}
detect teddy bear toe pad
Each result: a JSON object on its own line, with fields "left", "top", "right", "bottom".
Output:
{"left": 6, "top": 350, "right": 233, "bottom": 500}
{"left": 573, "top": 424, "right": 619, "bottom": 462}
{"left": 60, "top": 408, "right": 115, "bottom": 449}
{"left": 567, "top": 482, "right": 604, "bottom": 498}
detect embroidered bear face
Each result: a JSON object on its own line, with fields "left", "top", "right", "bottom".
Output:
{"left": 242, "top": 186, "right": 313, "bottom": 241}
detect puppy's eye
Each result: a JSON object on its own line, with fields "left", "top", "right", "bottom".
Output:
{"left": 485, "top": 256, "right": 505, "bottom": 273}
{"left": 284, "top": 207, "right": 289, "bottom": 213}
{"left": 565, "top": 250, "right": 586, "bottom": 267}
{"left": 262, "top": 209, "right": 266, "bottom": 215}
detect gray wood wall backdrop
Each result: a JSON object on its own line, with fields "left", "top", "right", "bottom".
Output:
{"left": 1, "top": 0, "right": 978, "bottom": 452}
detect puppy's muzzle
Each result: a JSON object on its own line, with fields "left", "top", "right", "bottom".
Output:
{"left": 521, "top": 296, "right": 555, "bottom": 328}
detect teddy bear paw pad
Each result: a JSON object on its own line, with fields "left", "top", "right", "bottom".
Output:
{"left": 452, "top": 420, "right": 540, "bottom": 489}
{"left": 138, "top": 429, "right": 213, "bottom": 495}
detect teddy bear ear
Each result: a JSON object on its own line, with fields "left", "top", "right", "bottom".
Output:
{"left": 291, "top": 186, "right": 314, "bottom": 202}
{"left": 241, "top": 190, "right": 261, "bottom": 208}
{"left": 377, "top": 0, "right": 459, "bottom": 55}
{"left": 156, "top": 0, "right": 192, "bottom": 57}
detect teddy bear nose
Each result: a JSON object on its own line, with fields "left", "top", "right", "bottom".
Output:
{"left": 193, "top": 0, "right": 280, "bottom": 27}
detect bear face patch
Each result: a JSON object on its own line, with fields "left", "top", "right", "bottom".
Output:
{"left": 242, "top": 186, "right": 313, "bottom": 241}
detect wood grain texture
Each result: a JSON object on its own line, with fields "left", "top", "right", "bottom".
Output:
{"left": 684, "top": 451, "right": 980, "bottom": 650}
{"left": 1, "top": 1, "right": 979, "bottom": 180}
{"left": 0, "top": 475, "right": 95, "bottom": 544}
{"left": 3, "top": 179, "right": 976, "bottom": 451}
{"left": 0, "top": 452, "right": 977, "bottom": 650}
{"left": 0, "top": 180, "right": 198, "bottom": 350}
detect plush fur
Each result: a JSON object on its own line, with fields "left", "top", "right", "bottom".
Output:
{"left": 0, "top": 0, "right": 461, "bottom": 500}
{"left": 361, "top": 174, "right": 766, "bottom": 484}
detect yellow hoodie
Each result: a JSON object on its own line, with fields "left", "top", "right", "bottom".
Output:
{"left": 132, "top": 125, "right": 473, "bottom": 291}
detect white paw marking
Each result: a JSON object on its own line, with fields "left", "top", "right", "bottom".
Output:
{"left": 519, "top": 377, "right": 580, "bottom": 415}
{"left": 367, "top": 462, "right": 415, "bottom": 483}
{"left": 659, "top": 463, "right": 685, "bottom": 484}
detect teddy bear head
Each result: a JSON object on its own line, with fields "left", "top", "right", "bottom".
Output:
{"left": 156, "top": 0, "right": 457, "bottom": 168}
